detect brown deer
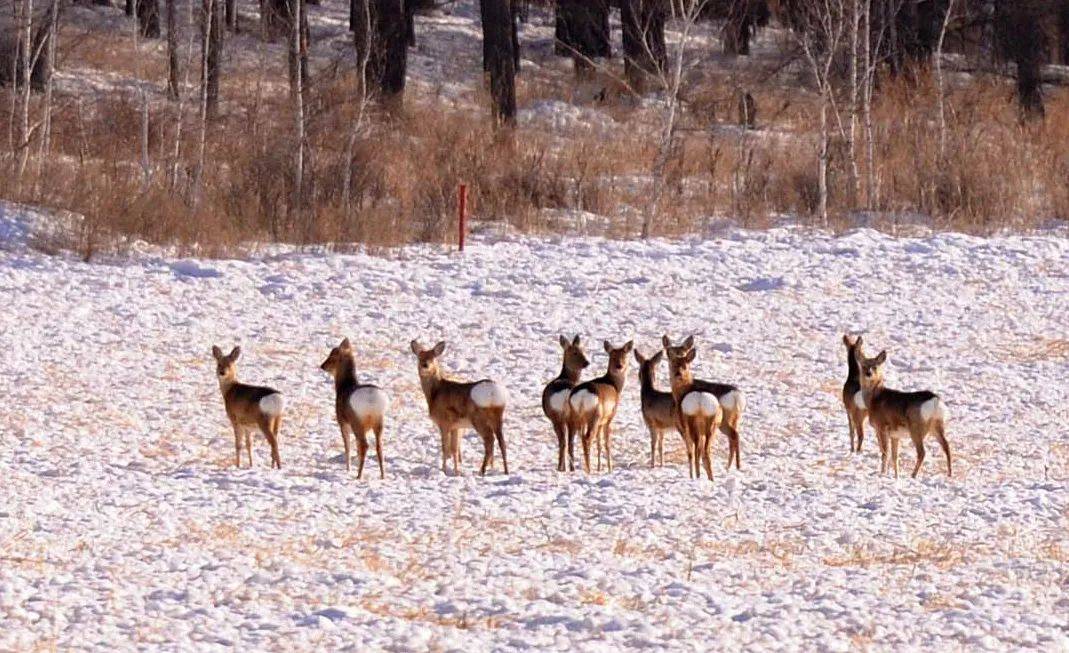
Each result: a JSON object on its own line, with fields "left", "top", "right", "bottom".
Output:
{"left": 859, "top": 350, "right": 952, "bottom": 479}
{"left": 410, "top": 340, "right": 509, "bottom": 476}
{"left": 662, "top": 335, "right": 746, "bottom": 471}
{"left": 634, "top": 348, "right": 678, "bottom": 468}
{"left": 542, "top": 335, "right": 590, "bottom": 472}
{"left": 842, "top": 334, "right": 868, "bottom": 454}
{"left": 211, "top": 345, "right": 283, "bottom": 469}
{"left": 320, "top": 338, "right": 389, "bottom": 479}
{"left": 662, "top": 345, "right": 724, "bottom": 479}
{"left": 567, "top": 340, "right": 633, "bottom": 474}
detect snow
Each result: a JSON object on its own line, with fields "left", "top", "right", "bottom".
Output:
{"left": 1, "top": 219, "right": 1068, "bottom": 650}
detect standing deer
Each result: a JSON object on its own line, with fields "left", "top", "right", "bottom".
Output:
{"left": 663, "top": 345, "right": 723, "bottom": 479}
{"left": 634, "top": 348, "right": 677, "bottom": 468}
{"left": 842, "top": 334, "right": 868, "bottom": 454}
{"left": 662, "top": 335, "right": 746, "bottom": 470}
{"left": 567, "top": 340, "right": 633, "bottom": 474}
{"left": 410, "top": 340, "right": 509, "bottom": 476}
{"left": 859, "top": 350, "right": 952, "bottom": 478}
{"left": 320, "top": 338, "right": 389, "bottom": 479}
{"left": 542, "top": 335, "right": 590, "bottom": 472}
{"left": 211, "top": 345, "right": 283, "bottom": 469}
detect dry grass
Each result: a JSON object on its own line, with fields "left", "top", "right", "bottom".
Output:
{"left": 2, "top": 13, "right": 1068, "bottom": 258}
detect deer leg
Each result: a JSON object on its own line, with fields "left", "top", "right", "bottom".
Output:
{"left": 451, "top": 430, "right": 462, "bottom": 474}
{"left": 878, "top": 429, "right": 888, "bottom": 475}
{"left": 374, "top": 420, "right": 385, "bottom": 480}
{"left": 269, "top": 416, "right": 283, "bottom": 469}
{"left": 566, "top": 420, "right": 577, "bottom": 472}
{"left": 657, "top": 429, "right": 665, "bottom": 467}
{"left": 245, "top": 430, "right": 254, "bottom": 468}
{"left": 554, "top": 421, "right": 566, "bottom": 472}
{"left": 258, "top": 417, "right": 277, "bottom": 470}
{"left": 580, "top": 419, "right": 594, "bottom": 474}
{"left": 604, "top": 421, "right": 614, "bottom": 473}
{"left": 847, "top": 411, "right": 857, "bottom": 453}
{"left": 934, "top": 422, "right": 952, "bottom": 477}
{"left": 477, "top": 425, "right": 494, "bottom": 477}
{"left": 339, "top": 423, "right": 352, "bottom": 472}
{"left": 891, "top": 438, "right": 900, "bottom": 479}
{"left": 855, "top": 412, "right": 866, "bottom": 453}
{"left": 438, "top": 426, "right": 451, "bottom": 475}
{"left": 910, "top": 429, "right": 926, "bottom": 479}
{"left": 702, "top": 423, "right": 715, "bottom": 481}
{"left": 355, "top": 428, "right": 370, "bottom": 479}
{"left": 494, "top": 418, "right": 508, "bottom": 476}
{"left": 680, "top": 421, "right": 695, "bottom": 478}
{"left": 719, "top": 417, "right": 741, "bottom": 471}
{"left": 646, "top": 426, "right": 655, "bottom": 468}
{"left": 232, "top": 423, "right": 243, "bottom": 468}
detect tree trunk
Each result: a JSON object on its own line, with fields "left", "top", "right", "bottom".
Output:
{"left": 225, "top": 0, "right": 237, "bottom": 31}
{"left": 995, "top": 0, "right": 1047, "bottom": 118}
{"left": 262, "top": 0, "right": 290, "bottom": 38}
{"left": 555, "top": 0, "right": 610, "bottom": 73}
{"left": 167, "top": 0, "right": 180, "bottom": 98}
{"left": 287, "top": 0, "right": 308, "bottom": 100}
{"left": 137, "top": 0, "right": 161, "bottom": 38}
{"left": 620, "top": 0, "right": 666, "bottom": 92}
{"left": 354, "top": 0, "right": 407, "bottom": 103}
{"left": 203, "top": 0, "right": 223, "bottom": 119}
{"left": 481, "top": 0, "right": 516, "bottom": 124}
{"left": 126, "top": 0, "right": 134, "bottom": 16}
{"left": 1, "top": 0, "right": 60, "bottom": 91}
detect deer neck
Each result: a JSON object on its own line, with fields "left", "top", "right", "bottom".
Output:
{"left": 334, "top": 357, "right": 359, "bottom": 392}
{"left": 846, "top": 348, "right": 860, "bottom": 384}
{"left": 558, "top": 360, "right": 582, "bottom": 385}
{"left": 639, "top": 368, "right": 657, "bottom": 396}
{"left": 419, "top": 371, "right": 444, "bottom": 404}
{"left": 218, "top": 376, "right": 237, "bottom": 396}
{"left": 600, "top": 367, "right": 625, "bottom": 393}
{"left": 862, "top": 380, "right": 885, "bottom": 403}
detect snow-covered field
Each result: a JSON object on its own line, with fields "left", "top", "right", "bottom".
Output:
{"left": 2, "top": 212, "right": 1068, "bottom": 650}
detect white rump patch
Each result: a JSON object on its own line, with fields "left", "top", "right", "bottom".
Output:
{"left": 349, "top": 386, "right": 388, "bottom": 419}
{"left": 853, "top": 391, "right": 867, "bottom": 411}
{"left": 570, "top": 389, "right": 599, "bottom": 414}
{"left": 720, "top": 390, "right": 746, "bottom": 414}
{"left": 471, "top": 381, "right": 508, "bottom": 408}
{"left": 548, "top": 389, "right": 571, "bottom": 414}
{"left": 681, "top": 391, "right": 719, "bottom": 417}
{"left": 259, "top": 393, "right": 284, "bottom": 418}
{"left": 920, "top": 397, "right": 946, "bottom": 422}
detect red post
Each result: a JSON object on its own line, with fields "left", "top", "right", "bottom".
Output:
{"left": 457, "top": 183, "right": 468, "bottom": 252}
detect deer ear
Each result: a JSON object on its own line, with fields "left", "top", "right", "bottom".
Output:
{"left": 684, "top": 348, "right": 697, "bottom": 363}
{"left": 651, "top": 350, "right": 664, "bottom": 365}
{"left": 875, "top": 350, "right": 887, "bottom": 365}
{"left": 432, "top": 341, "right": 446, "bottom": 357}
{"left": 559, "top": 335, "right": 569, "bottom": 349}
{"left": 603, "top": 340, "right": 613, "bottom": 354}
{"left": 623, "top": 340, "right": 634, "bottom": 353}
{"left": 633, "top": 350, "right": 645, "bottom": 364}
{"left": 572, "top": 334, "right": 581, "bottom": 347}
{"left": 228, "top": 346, "right": 241, "bottom": 361}
{"left": 211, "top": 345, "right": 223, "bottom": 360}
{"left": 682, "top": 335, "right": 695, "bottom": 351}
{"left": 856, "top": 335, "right": 864, "bottom": 348}
{"left": 340, "top": 338, "right": 352, "bottom": 351}
{"left": 410, "top": 340, "right": 423, "bottom": 356}
{"left": 661, "top": 335, "right": 672, "bottom": 349}
{"left": 842, "top": 334, "right": 853, "bottom": 347}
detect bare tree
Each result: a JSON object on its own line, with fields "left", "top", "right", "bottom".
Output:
{"left": 994, "top": 0, "right": 1047, "bottom": 118}
{"left": 136, "top": 0, "right": 161, "bottom": 38}
{"left": 620, "top": 0, "right": 666, "bottom": 92}
{"left": 353, "top": 0, "right": 407, "bottom": 106}
{"left": 555, "top": 0, "right": 610, "bottom": 76}
{"left": 166, "top": 0, "right": 179, "bottom": 98}
{"left": 480, "top": 0, "right": 517, "bottom": 124}
{"left": 203, "top": 0, "right": 224, "bottom": 119}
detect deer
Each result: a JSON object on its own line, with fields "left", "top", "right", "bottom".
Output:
{"left": 663, "top": 345, "right": 724, "bottom": 479}
{"left": 567, "top": 340, "right": 633, "bottom": 474}
{"left": 211, "top": 345, "right": 283, "bottom": 469}
{"left": 842, "top": 334, "right": 869, "bottom": 454}
{"left": 410, "top": 340, "right": 509, "bottom": 476}
{"left": 542, "top": 335, "right": 590, "bottom": 472}
{"left": 634, "top": 348, "right": 678, "bottom": 468}
{"left": 858, "top": 350, "right": 952, "bottom": 479}
{"left": 662, "top": 335, "right": 746, "bottom": 471}
{"left": 320, "top": 338, "right": 389, "bottom": 479}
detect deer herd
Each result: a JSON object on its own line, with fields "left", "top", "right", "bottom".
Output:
{"left": 210, "top": 333, "right": 953, "bottom": 482}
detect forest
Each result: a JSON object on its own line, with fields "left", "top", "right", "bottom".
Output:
{"left": 1, "top": 0, "right": 1068, "bottom": 256}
